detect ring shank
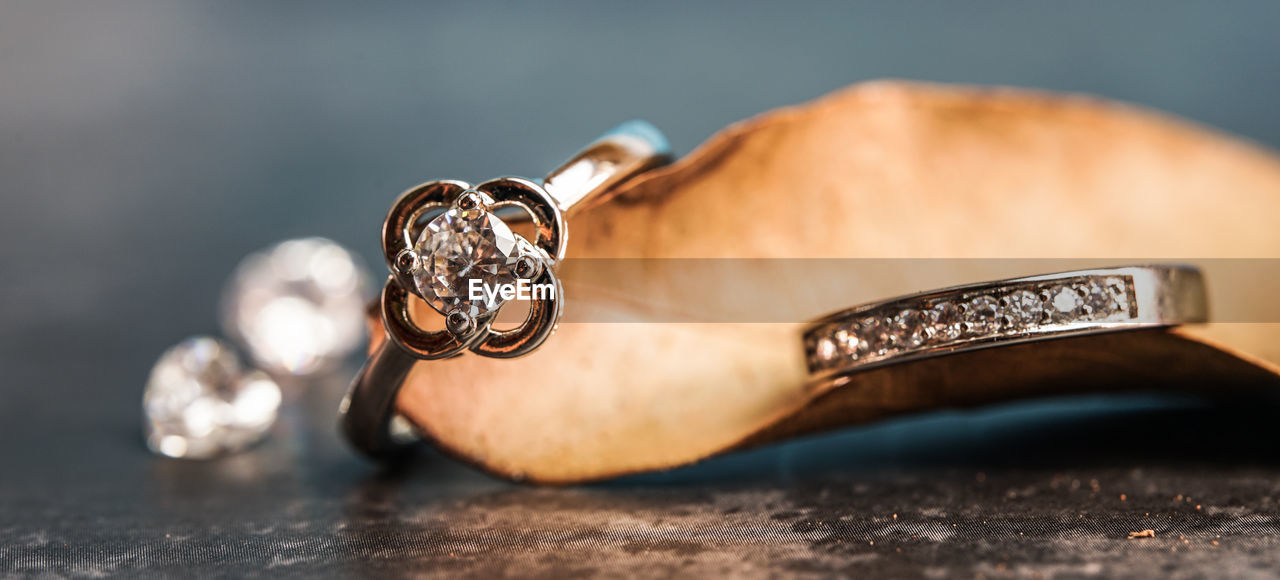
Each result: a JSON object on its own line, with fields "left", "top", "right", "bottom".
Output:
{"left": 339, "top": 341, "right": 417, "bottom": 459}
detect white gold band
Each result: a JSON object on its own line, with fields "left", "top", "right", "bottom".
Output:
{"left": 804, "top": 265, "right": 1208, "bottom": 380}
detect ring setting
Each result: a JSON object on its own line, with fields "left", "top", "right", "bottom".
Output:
{"left": 381, "top": 178, "right": 565, "bottom": 360}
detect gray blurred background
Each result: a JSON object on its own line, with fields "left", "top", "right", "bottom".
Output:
{"left": 4, "top": 2, "right": 1280, "bottom": 575}
{"left": 6, "top": 0, "right": 1280, "bottom": 436}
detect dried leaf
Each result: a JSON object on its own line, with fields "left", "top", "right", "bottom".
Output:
{"left": 373, "top": 81, "right": 1280, "bottom": 483}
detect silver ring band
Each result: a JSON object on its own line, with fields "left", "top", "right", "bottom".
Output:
{"left": 803, "top": 265, "right": 1208, "bottom": 381}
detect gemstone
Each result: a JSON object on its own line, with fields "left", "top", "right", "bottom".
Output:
{"left": 857, "top": 317, "right": 890, "bottom": 357}
{"left": 814, "top": 334, "right": 837, "bottom": 364}
{"left": 413, "top": 205, "right": 522, "bottom": 317}
{"left": 143, "top": 337, "right": 281, "bottom": 459}
{"left": 833, "top": 326, "right": 858, "bottom": 358}
{"left": 1081, "top": 280, "right": 1119, "bottom": 319}
{"left": 221, "top": 237, "right": 370, "bottom": 375}
{"left": 892, "top": 308, "right": 928, "bottom": 348}
{"left": 1005, "top": 289, "right": 1045, "bottom": 327}
{"left": 1105, "top": 277, "right": 1131, "bottom": 315}
{"left": 929, "top": 302, "right": 964, "bottom": 342}
{"left": 1048, "top": 285, "right": 1084, "bottom": 320}
{"left": 968, "top": 295, "right": 1000, "bottom": 334}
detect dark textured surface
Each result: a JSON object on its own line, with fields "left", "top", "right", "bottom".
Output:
{"left": 6, "top": 386, "right": 1280, "bottom": 578}
{"left": 4, "top": 1, "right": 1280, "bottom": 577}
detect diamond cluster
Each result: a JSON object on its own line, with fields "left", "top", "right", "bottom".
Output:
{"left": 807, "top": 275, "right": 1135, "bottom": 373}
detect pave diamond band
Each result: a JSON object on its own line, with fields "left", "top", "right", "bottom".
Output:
{"left": 804, "top": 266, "right": 1208, "bottom": 379}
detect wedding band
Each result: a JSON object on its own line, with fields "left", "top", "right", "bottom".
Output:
{"left": 804, "top": 265, "right": 1208, "bottom": 383}
{"left": 341, "top": 121, "right": 672, "bottom": 458}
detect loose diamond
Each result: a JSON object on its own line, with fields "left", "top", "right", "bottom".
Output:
{"left": 892, "top": 308, "right": 928, "bottom": 348}
{"left": 143, "top": 337, "right": 281, "bottom": 459}
{"left": 1005, "top": 289, "right": 1045, "bottom": 327}
{"left": 1081, "top": 280, "right": 1119, "bottom": 319}
{"left": 968, "top": 295, "right": 1000, "bottom": 334}
{"left": 1048, "top": 285, "right": 1084, "bottom": 321}
{"left": 413, "top": 204, "right": 522, "bottom": 317}
{"left": 857, "top": 317, "right": 890, "bottom": 357}
{"left": 221, "top": 238, "right": 370, "bottom": 375}
{"left": 929, "top": 302, "right": 964, "bottom": 342}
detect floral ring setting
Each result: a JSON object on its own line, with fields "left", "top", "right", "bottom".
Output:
{"left": 380, "top": 177, "right": 566, "bottom": 360}
{"left": 342, "top": 120, "right": 672, "bottom": 458}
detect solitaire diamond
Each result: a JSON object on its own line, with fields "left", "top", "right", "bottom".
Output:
{"left": 413, "top": 205, "right": 522, "bottom": 317}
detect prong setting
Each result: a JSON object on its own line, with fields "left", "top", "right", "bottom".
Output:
{"left": 454, "top": 189, "right": 492, "bottom": 211}
{"left": 394, "top": 249, "right": 420, "bottom": 276}
{"left": 444, "top": 309, "right": 476, "bottom": 336}
{"left": 515, "top": 255, "right": 542, "bottom": 279}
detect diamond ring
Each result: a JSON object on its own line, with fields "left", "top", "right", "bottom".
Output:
{"left": 804, "top": 265, "right": 1208, "bottom": 383}
{"left": 341, "top": 121, "right": 671, "bottom": 458}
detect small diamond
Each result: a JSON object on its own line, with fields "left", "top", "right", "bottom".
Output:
{"left": 833, "top": 326, "right": 857, "bottom": 358}
{"left": 814, "top": 334, "right": 837, "bottom": 364}
{"left": 1006, "top": 289, "right": 1045, "bottom": 327}
{"left": 1081, "top": 280, "right": 1119, "bottom": 319}
{"left": 857, "top": 317, "right": 890, "bottom": 357}
{"left": 929, "top": 302, "right": 964, "bottom": 342}
{"left": 1048, "top": 285, "right": 1084, "bottom": 320}
{"left": 968, "top": 295, "right": 1000, "bottom": 334}
{"left": 1106, "top": 277, "right": 1130, "bottom": 316}
{"left": 892, "top": 309, "right": 928, "bottom": 348}
{"left": 143, "top": 337, "right": 281, "bottom": 459}
{"left": 221, "top": 237, "right": 370, "bottom": 375}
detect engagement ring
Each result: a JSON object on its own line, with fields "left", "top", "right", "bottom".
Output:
{"left": 341, "top": 121, "right": 671, "bottom": 458}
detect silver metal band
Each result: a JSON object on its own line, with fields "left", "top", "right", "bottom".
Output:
{"left": 803, "top": 265, "right": 1208, "bottom": 381}
{"left": 340, "top": 121, "right": 672, "bottom": 459}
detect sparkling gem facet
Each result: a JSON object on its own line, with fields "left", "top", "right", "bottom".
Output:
{"left": 1049, "top": 285, "right": 1084, "bottom": 320}
{"left": 1106, "top": 277, "right": 1130, "bottom": 315}
{"left": 143, "top": 337, "right": 281, "bottom": 459}
{"left": 968, "top": 295, "right": 1000, "bottom": 334}
{"left": 1082, "top": 280, "right": 1119, "bottom": 319}
{"left": 814, "top": 335, "right": 837, "bottom": 363}
{"left": 892, "top": 308, "right": 928, "bottom": 348}
{"left": 929, "top": 302, "right": 964, "bottom": 342}
{"left": 858, "top": 317, "right": 889, "bottom": 357}
{"left": 413, "top": 206, "right": 522, "bottom": 317}
{"left": 1006, "top": 289, "right": 1045, "bottom": 327}
{"left": 221, "top": 237, "right": 370, "bottom": 375}
{"left": 833, "top": 327, "right": 857, "bottom": 358}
